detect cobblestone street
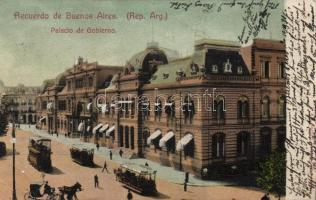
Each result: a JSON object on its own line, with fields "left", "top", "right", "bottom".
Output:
{"left": 0, "top": 126, "right": 282, "bottom": 200}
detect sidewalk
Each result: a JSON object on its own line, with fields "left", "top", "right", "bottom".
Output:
{"left": 20, "top": 124, "right": 230, "bottom": 187}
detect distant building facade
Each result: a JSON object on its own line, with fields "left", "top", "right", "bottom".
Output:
{"left": 1, "top": 84, "right": 41, "bottom": 124}
{"left": 36, "top": 39, "right": 286, "bottom": 176}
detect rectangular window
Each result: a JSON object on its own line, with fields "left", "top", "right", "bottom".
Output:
{"left": 58, "top": 100, "right": 67, "bottom": 111}
{"left": 67, "top": 81, "right": 71, "bottom": 91}
{"left": 261, "top": 61, "right": 270, "bottom": 78}
{"left": 237, "top": 66, "right": 243, "bottom": 74}
{"left": 279, "top": 62, "right": 285, "bottom": 79}
{"left": 88, "top": 77, "right": 93, "bottom": 87}
{"left": 212, "top": 65, "right": 218, "bottom": 73}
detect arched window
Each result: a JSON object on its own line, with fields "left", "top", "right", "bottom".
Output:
{"left": 213, "top": 96, "right": 225, "bottom": 122}
{"left": 261, "top": 96, "right": 270, "bottom": 119}
{"left": 183, "top": 95, "right": 195, "bottom": 124}
{"left": 278, "top": 95, "right": 286, "bottom": 118}
{"left": 237, "top": 96, "right": 249, "bottom": 123}
{"left": 212, "top": 133, "right": 225, "bottom": 158}
{"left": 260, "top": 127, "right": 272, "bottom": 156}
{"left": 237, "top": 132, "right": 250, "bottom": 157}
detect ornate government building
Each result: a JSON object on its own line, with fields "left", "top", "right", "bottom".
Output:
{"left": 36, "top": 38, "right": 286, "bottom": 176}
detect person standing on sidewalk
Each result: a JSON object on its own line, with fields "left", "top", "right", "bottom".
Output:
{"left": 185, "top": 172, "right": 189, "bottom": 183}
{"left": 94, "top": 174, "right": 99, "bottom": 188}
{"left": 184, "top": 181, "right": 187, "bottom": 192}
{"left": 119, "top": 149, "right": 123, "bottom": 158}
{"left": 102, "top": 160, "right": 109, "bottom": 173}
{"left": 96, "top": 142, "right": 100, "bottom": 151}
{"left": 127, "top": 189, "right": 133, "bottom": 200}
{"left": 109, "top": 150, "right": 113, "bottom": 160}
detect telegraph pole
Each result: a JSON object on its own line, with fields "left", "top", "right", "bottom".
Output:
{"left": 12, "top": 119, "right": 17, "bottom": 200}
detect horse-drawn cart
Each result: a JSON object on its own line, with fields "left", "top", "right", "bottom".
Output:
{"left": 70, "top": 144, "right": 94, "bottom": 166}
{"left": 28, "top": 136, "right": 52, "bottom": 173}
{"left": 115, "top": 163, "right": 157, "bottom": 195}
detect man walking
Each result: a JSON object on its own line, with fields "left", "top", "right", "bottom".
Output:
{"left": 102, "top": 160, "right": 109, "bottom": 173}
{"left": 127, "top": 189, "right": 133, "bottom": 200}
{"left": 109, "top": 150, "right": 113, "bottom": 160}
{"left": 119, "top": 149, "right": 123, "bottom": 158}
{"left": 96, "top": 142, "right": 100, "bottom": 151}
{"left": 185, "top": 172, "right": 189, "bottom": 183}
{"left": 94, "top": 174, "right": 99, "bottom": 188}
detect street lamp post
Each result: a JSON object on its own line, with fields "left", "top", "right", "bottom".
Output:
{"left": 11, "top": 109, "right": 17, "bottom": 200}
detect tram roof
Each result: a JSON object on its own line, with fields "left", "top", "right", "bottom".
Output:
{"left": 120, "top": 163, "right": 156, "bottom": 175}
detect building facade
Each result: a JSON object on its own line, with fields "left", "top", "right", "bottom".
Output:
{"left": 36, "top": 38, "right": 286, "bottom": 176}
{"left": 1, "top": 84, "right": 41, "bottom": 124}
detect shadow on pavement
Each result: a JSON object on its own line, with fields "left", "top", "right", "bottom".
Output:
{"left": 50, "top": 166, "right": 64, "bottom": 175}
{"left": 151, "top": 191, "right": 171, "bottom": 199}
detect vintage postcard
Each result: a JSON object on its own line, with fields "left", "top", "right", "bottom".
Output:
{"left": 0, "top": 0, "right": 314, "bottom": 200}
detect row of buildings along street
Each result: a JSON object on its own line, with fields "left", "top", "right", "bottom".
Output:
{"left": 0, "top": 38, "right": 286, "bottom": 178}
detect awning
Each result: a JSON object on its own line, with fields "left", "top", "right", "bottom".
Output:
{"left": 39, "top": 117, "right": 46, "bottom": 123}
{"left": 106, "top": 125, "right": 115, "bottom": 136}
{"left": 78, "top": 122, "right": 84, "bottom": 132}
{"left": 176, "top": 134, "right": 193, "bottom": 151}
{"left": 87, "top": 103, "right": 92, "bottom": 111}
{"left": 147, "top": 129, "right": 162, "bottom": 145}
{"left": 92, "top": 123, "right": 103, "bottom": 134}
{"left": 86, "top": 126, "right": 91, "bottom": 132}
{"left": 159, "top": 131, "right": 175, "bottom": 147}
{"left": 99, "top": 124, "right": 109, "bottom": 133}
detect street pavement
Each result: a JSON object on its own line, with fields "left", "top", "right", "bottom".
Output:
{"left": 23, "top": 125, "right": 227, "bottom": 187}
{"left": 0, "top": 125, "right": 284, "bottom": 200}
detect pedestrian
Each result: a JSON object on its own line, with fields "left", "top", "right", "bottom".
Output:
{"left": 96, "top": 142, "right": 100, "bottom": 151}
{"left": 184, "top": 181, "right": 187, "bottom": 192}
{"left": 261, "top": 193, "right": 270, "bottom": 200}
{"left": 145, "top": 162, "right": 149, "bottom": 167}
{"left": 119, "top": 149, "right": 123, "bottom": 158}
{"left": 202, "top": 167, "right": 208, "bottom": 178}
{"left": 102, "top": 160, "right": 109, "bottom": 173}
{"left": 127, "top": 189, "right": 133, "bottom": 200}
{"left": 94, "top": 174, "right": 99, "bottom": 188}
{"left": 109, "top": 150, "right": 113, "bottom": 160}
{"left": 185, "top": 172, "right": 189, "bottom": 183}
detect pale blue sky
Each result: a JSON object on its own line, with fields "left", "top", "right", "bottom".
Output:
{"left": 0, "top": 0, "right": 284, "bottom": 86}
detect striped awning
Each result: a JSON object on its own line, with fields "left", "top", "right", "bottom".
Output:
{"left": 99, "top": 124, "right": 109, "bottom": 133}
{"left": 87, "top": 103, "right": 92, "bottom": 111}
{"left": 147, "top": 129, "right": 162, "bottom": 145}
{"left": 176, "top": 134, "right": 193, "bottom": 151}
{"left": 78, "top": 122, "right": 84, "bottom": 132}
{"left": 159, "top": 131, "right": 175, "bottom": 147}
{"left": 106, "top": 125, "right": 115, "bottom": 136}
{"left": 92, "top": 123, "right": 103, "bottom": 134}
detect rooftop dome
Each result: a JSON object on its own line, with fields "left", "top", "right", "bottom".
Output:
{"left": 126, "top": 46, "right": 168, "bottom": 72}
